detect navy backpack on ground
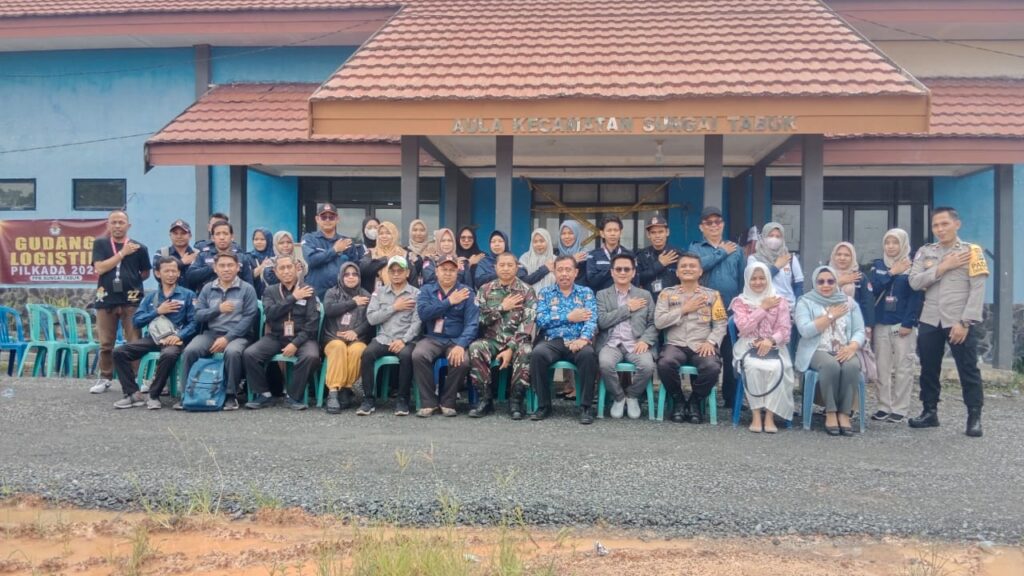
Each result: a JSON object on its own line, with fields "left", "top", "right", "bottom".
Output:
{"left": 183, "top": 357, "right": 226, "bottom": 412}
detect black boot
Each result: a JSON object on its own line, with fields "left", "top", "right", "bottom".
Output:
{"left": 670, "top": 396, "right": 687, "bottom": 423}
{"left": 908, "top": 404, "right": 940, "bottom": 428}
{"left": 965, "top": 406, "right": 983, "bottom": 438}
{"left": 469, "top": 400, "right": 494, "bottom": 418}
{"left": 510, "top": 397, "right": 526, "bottom": 421}
{"left": 338, "top": 388, "right": 355, "bottom": 410}
{"left": 688, "top": 397, "right": 704, "bottom": 424}
{"left": 325, "top": 391, "right": 341, "bottom": 414}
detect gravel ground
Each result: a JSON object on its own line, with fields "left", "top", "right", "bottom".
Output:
{"left": 0, "top": 377, "right": 1021, "bottom": 543}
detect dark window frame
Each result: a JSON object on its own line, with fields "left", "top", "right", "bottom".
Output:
{"left": 0, "top": 178, "right": 37, "bottom": 211}
{"left": 72, "top": 178, "right": 127, "bottom": 211}
{"left": 298, "top": 177, "right": 442, "bottom": 236}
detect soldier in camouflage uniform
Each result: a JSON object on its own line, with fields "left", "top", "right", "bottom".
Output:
{"left": 468, "top": 252, "right": 538, "bottom": 418}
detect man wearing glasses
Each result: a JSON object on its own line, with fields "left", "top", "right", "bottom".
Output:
{"left": 688, "top": 206, "right": 744, "bottom": 415}
{"left": 596, "top": 254, "right": 658, "bottom": 419}
{"left": 302, "top": 203, "right": 361, "bottom": 300}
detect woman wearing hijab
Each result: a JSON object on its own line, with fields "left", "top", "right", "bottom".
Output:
{"left": 263, "top": 231, "right": 308, "bottom": 287}
{"left": 472, "top": 230, "right": 526, "bottom": 289}
{"left": 557, "top": 220, "right": 589, "bottom": 285}
{"left": 321, "top": 261, "right": 372, "bottom": 413}
{"left": 747, "top": 222, "right": 804, "bottom": 311}
{"left": 829, "top": 242, "right": 876, "bottom": 329}
{"left": 357, "top": 217, "right": 380, "bottom": 262}
{"left": 358, "top": 221, "right": 418, "bottom": 292}
{"left": 456, "top": 226, "right": 486, "bottom": 281}
{"left": 521, "top": 228, "right": 556, "bottom": 291}
{"left": 869, "top": 229, "right": 922, "bottom": 424}
{"left": 795, "top": 266, "right": 866, "bottom": 436}
{"left": 249, "top": 227, "right": 274, "bottom": 297}
{"left": 421, "top": 228, "right": 467, "bottom": 286}
{"left": 406, "top": 219, "right": 435, "bottom": 283}
{"left": 730, "top": 262, "right": 795, "bottom": 433}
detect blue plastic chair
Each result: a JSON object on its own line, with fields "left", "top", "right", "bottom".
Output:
{"left": 525, "top": 360, "right": 581, "bottom": 413}
{"left": 728, "top": 318, "right": 793, "bottom": 429}
{"left": 656, "top": 365, "right": 718, "bottom": 424}
{"left": 58, "top": 307, "right": 101, "bottom": 378}
{"left": 0, "top": 306, "right": 30, "bottom": 377}
{"left": 801, "top": 369, "right": 867, "bottom": 433}
{"left": 597, "top": 361, "right": 656, "bottom": 420}
{"left": 21, "top": 304, "right": 72, "bottom": 377}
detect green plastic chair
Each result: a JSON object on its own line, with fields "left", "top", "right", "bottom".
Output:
{"left": 597, "top": 362, "right": 656, "bottom": 420}
{"left": 21, "top": 304, "right": 72, "bottom": 377}
{"left": 57, "top": 307, "right": 100, "bottom": 378}
{"left": 655, "top": 365, "right": 718, "bottom": 424}
{"left": 525, "top": 360, "right": 581, "bottom": 413}
{"left": 137, "top": 351, "right": 185, "bottom": 398}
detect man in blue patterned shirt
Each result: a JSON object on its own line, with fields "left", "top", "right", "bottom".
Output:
{"left": 530, "top": 255, "right": 600, "bottom": 424}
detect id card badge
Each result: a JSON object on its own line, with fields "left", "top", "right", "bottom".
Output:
{"left": 651, "top": 279, "right": 663, "bottom": 293}
{"left": 283, "top": 320, "right": 295, "bottom": 338}
{"left": 884, "top": 295, "right": 898, "bottom": 312}
{"left": 111, "top": 278, "right": 124, "bottom": 293}
{"left": 341, "top": 313, "right": 352, "bottom": 326}
{"left": 433, "top": 318, "right": 444, "bottom": 334}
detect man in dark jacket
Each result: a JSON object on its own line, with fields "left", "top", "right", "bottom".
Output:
{"left": 412, "top": 254, "right": 479, "bottom": 417}
{"left": 322, "top": 261, "right": 372, "bottom": 413}
{"left": 635, "top": 215, "right": 682, "bottom": 301}
{"left": 244, "top": 255, "right": 322, "bottom": 410}
{"left": 585, "top": 216, "right": 633, "bottom": 292}
{"left": 152, "top": 219, "right": 197, "bottom": 289}
{"left": 186, "top": 219, "right": 254, "bottom": 290}
{"left": 302, "top": 202, "right": 361, "bottom": 300}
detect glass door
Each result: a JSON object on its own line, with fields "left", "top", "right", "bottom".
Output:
{"left": 851, "top": 207, "right": 891, "bottom": 265}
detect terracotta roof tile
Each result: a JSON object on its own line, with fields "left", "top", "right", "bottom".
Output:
{"left": 312, "top": 0, "right": 927, "bottom": 101}
{"left": 148, "top": 83, "right": 395, "bottom": 144}
{"left": 0, "top": 0, "right": 398, "bottom": 18}
{"left": 920, "top": 78, "right": 1024, "bottom": 138}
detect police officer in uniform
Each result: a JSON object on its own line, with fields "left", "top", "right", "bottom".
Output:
{"left": 908, "top": 207, "right": 989, "bottom": 437}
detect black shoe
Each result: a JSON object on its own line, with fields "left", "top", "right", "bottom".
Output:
{"left": 965, "top": 407, "right": 983, "bottom": 437}
{"left": 530, "top": 406, "right": 552, "bottom": 421}
{"left": 887, "top": 413, "right": 905, "bottom": 424}
{"left": 468, "top": 400, "right": 494, "bottom": 418}
{"left": 245, "top": 393, "right": 275, "bottom": 410}
{"left": 355, "top": 399, "right": 375, "bottom": 416}
{"left": 670, "top": 398, "right": 687, "bottom": 423}
{"left": 870, "top": 410, "right": 890, "bottom": 421}
{"left": 579, "top": 406, "right": 594, "bottom": 425}
{"left": 825, "top": 425, "right": 841, "bottom": 436}
{"left": 688, "top": 399, "right": 703, "bottom": 424}
{"left": 326, "top": 391, "right": 341, "bottom": 414}
{"left": 509, "top": 399, "right": 525, "bottom": 421}
{"left": 393, "top": 398, "right": 410, "bottom": 416}
{"left": 338, "top": 389, "right": 355, "bottom": 410}
{"left": 908, "top": 405, "right": 940, "bottom": 428}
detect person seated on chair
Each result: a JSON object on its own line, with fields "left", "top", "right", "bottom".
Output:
{"left": 468, "top": 252, "right": 537, "bottom": 420}
{"left": 412, "top": 253, "right": 479, "bottom": 417}
{"left": 244, "top": 255, "right": 322, "bottom": 410}
{"left": 113, "top": 257, "right": 197, "bottom": 410}
{"left": 530, "top": 255, "right": 600, "bottom": 424}
{"left": 359, "top": 256, "right": 422, "bottom": 416}
{"left": 596, "top": 253, "right": 657, "bottom": 420}
{"left": 322, "top": 262, "right": 372, "bottom": 414}
{"left": 729, "top": 262, "right": 795, "bottom": 433}
{"left": 180, "top": 252, "right": 258, "bottom": 411}
{"left": 794, "top": 266, "right": 865, "bottom": 436}
{"left": 654, "top": 252, "right": 727, "bottom": 424}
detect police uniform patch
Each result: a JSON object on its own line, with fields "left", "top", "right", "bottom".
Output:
{"left": 968, "top": 244, "right": 989, "bottom": 277}
{"left": 711, "top": 294, "right": 727, "bottom": 322}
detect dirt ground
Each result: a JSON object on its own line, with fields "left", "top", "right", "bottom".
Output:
{"left": 0, "top": 496, "right": 1020, "bottom": 576}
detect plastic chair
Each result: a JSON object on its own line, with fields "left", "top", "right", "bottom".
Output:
{"left": 21, "top": 304, "right": 72, "bottom": 377}
{"left": 58, "top": 307, "right": 101, "bottom": 378}
{"left": 525, "top": 360, "right": 581, "bottom": 413}
{"left": 0, "top": 306, "right": 30, "bottom": 377}
{"left": 728, "top": 318, "right": 793, "bottom": 429}
{"left": 597, "top": 361, "right": 656, "bottom": 420}
{"left": 412, "top": 357, "right": 476, "bottom": 411}
{"left": 801, "top": 369, "right": 867, "bottom": 433}
{"left": 655, "top": 365, "right": 718, "bottom": 424}
{"left": 137, "top": 353, "right": 185, "bottom": 398}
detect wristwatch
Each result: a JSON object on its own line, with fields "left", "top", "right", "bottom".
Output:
{"left": 826, "top": 311, "right": 834, "bottom": 321}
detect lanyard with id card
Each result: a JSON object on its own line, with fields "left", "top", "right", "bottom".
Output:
{"left": 111, "top": 237, "right": 129, "bottom": 293}
{"left": 279, "top": 285, "right": 297, "bottom": 337}
{"left": 433, "top": 289, "right": 448, "bottom": 334}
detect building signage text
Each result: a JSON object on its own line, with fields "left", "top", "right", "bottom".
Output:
{"left": 450, "top": 115, "right": 797, "bottom": 135}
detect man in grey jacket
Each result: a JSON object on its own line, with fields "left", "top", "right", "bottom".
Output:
{"left": 179, "top": 252, "right": 259, "bottom": 411}
{"left": 359, "top": 256, "right": 422, "bottom": 416}
{"left": 596, "top": 253, "right": 658, "bottom": 419}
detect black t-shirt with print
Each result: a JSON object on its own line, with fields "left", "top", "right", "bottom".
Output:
{"left": 91, "top": 235, "right": 152, "bottom": 309}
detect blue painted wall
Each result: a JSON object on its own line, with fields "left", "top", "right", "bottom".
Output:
{"left": 210, "top": 46, "right": 357, "bottom": 84}
{"left": 0, "top": 48, "right": 196, "bottom": 287}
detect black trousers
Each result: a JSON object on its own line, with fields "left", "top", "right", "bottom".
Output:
{"left": 917, "top": 322, "right": 984, "bottom": 409}
{"left": 412, "top": 338, "right": 471, "bottom": 409}
{"left": 529, "top": 339, "right": 598, "bottom": 409}
{"left": 242, "top": 336, "right": 321, "bottom": 401}
{"left": 719, "top": 331, "right": 736, "bottom": 409}
{"left": 657, "top": 344, "right": 722, "bottom": 403}
{"left": 361, "top": 340, "right": 415, "bottom": 401}
{"left": 113, "top": 338, "right": 182, "bottom": 399}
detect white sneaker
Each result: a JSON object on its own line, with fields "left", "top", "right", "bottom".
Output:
{"left": 610, "top": 399, "right": 625, "bottom": 419}
{"left": 626, "top": 397, "right": 642, "bottom": 420}
{"left": 114, "top": 392, "right": 146, "bottom": 409}
{"left": 139, "top": 380, "right": 151, "bottom": 394}
{"left": 146, "top": 398, "right": 162, "bottom": 410}
{"left": 89, "top": 379, "right": 112, "bottom": 394}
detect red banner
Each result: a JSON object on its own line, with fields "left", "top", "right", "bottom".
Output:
{"left": 0, "top": 219, "right": 108, "bottom": 284}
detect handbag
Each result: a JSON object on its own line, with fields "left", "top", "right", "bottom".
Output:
{"left": 738, "top": 342, "right": 784, "bottom": 398}
{"left": 857, "top": 340, "right": 879, "bottom": 384}
{"left": 147, "top": 315, "right": 178, "bottom": 344}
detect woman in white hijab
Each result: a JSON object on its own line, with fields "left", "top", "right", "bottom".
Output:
{"left": 747, "top": 222, "right": 804, "bottom": 311}
{"left": 520, "top": 228, "right": 556, "bottom": 292}
{"left": 868, "top": 228, "right": 922, "bottom": 424}
{"left": 729, "top": 262, "right": 795, "bottom": 432}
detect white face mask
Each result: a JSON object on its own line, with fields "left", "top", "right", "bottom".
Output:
{"left": 764, "top": 237, "right": 783, "bottom": 250}
{"left": 364, "top": 228, "right": 378, "bottom": 241}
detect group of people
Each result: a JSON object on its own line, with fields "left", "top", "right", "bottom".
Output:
{"left": 87, "top": 202, "right": 989, "bottom": 437}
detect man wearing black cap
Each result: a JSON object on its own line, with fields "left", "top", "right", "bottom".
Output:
{"left": 688, "top": 206, "right": 745, "bottom": 414}
{"left": 302, "top": 202, "right": 360, "bottom": 301}
{"left": 154, "top": 219, "right": 197, "bottom": 289}
{"left": 635, "top": 214, "right": 682, "bottom": 301}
